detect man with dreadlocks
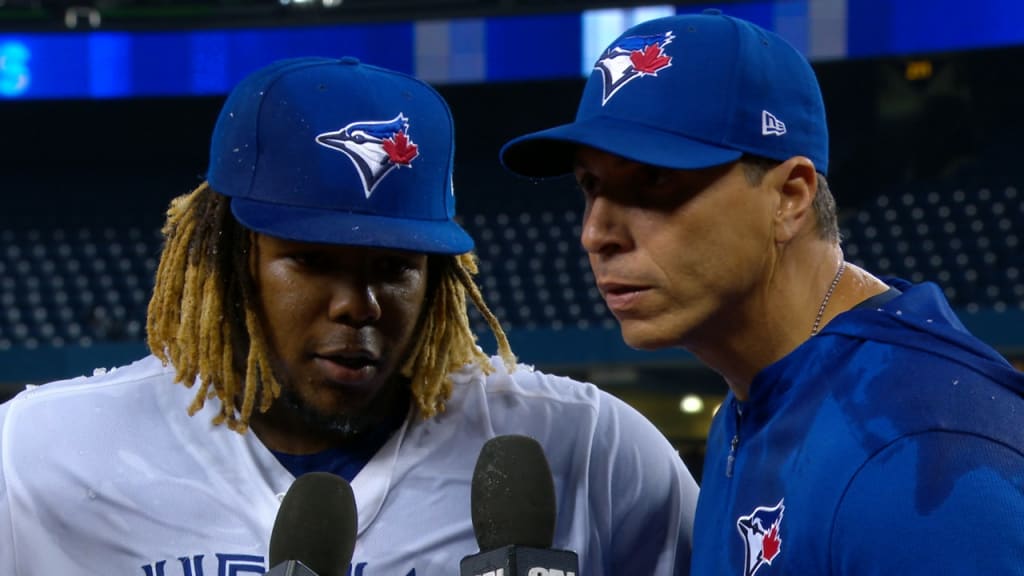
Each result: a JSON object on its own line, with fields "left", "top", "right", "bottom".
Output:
{"left": 0, "top": 57, "right": 698, "bottom": 576}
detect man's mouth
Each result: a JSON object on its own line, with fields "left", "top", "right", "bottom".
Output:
{"left": 313, "top": 350, "right": 381, "bottom": 384}
{"left": 597, "top": 282, "right": 651, "bottom": 313}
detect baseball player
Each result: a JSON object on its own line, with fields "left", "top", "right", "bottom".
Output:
{"left": 501, "top": 11, "right": 1024, "bottom": 575}
{"left": 0, "top": 57, "right": 698, "bottom": 575}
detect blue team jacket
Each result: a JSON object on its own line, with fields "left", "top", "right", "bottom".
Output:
{"left": 692, "top": 279, "right": 1024, "bottom": 576}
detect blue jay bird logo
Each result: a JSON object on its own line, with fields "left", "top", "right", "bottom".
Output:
{"left": 316, "top": 113, "right": 420, "bottom": 198}
{"left": 594, "top": 31, "right": 674, "bottom": 105}
{"left": 737, "top": 499, "right": 784, "bottom": 576}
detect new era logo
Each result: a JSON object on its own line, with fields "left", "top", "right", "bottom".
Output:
{"left": 762, "top": 111, "right": 786, "bottom": 136}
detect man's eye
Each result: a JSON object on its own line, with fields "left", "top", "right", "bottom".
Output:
{"left": 378, "top": 258, "right": 413, "bottom": 275}
{"left": 576, "top": 174, "right": 597, "bottom": 198}
{"left": 638, "top": 166, "right": 667, "bottom": 189}
{"left": 289, "top": 253, "right": 321, "bottom": 267}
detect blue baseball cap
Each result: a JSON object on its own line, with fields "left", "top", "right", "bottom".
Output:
{"left": 208, "top": 56, "right": 473, "bottom": 254}
{"left": 500, "top": 11, "right": 829, "bottom": 178}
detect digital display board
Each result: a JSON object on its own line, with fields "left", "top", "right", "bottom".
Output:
{"left": 0, "top": 0, "right": 1021, "bottom": 100}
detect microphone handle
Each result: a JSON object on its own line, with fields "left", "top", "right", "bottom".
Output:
{"left": 460, "top": 545, "right": 579, "bottom": 576}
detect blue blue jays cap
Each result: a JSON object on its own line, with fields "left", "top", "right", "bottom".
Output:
{"left": 208, "top": 56, "right": 473, "bottom": 254}
{"left": 500, "top": 11, "right": 829, "bottom": 177}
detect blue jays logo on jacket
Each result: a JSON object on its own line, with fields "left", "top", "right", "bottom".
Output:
{"left": 736, "top": 500, "right": 784, "bottom": 576}
{"left": 594, "top": 31, "right": 674, "bottom": 105}
{"left": 316, "top": 113, "right": 420, "bottom": 198}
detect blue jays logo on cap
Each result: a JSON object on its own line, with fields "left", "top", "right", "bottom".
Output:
{"left": 595, "top": 31, "right": 674, "bottom": 105}
{"left": 736, "top": 499, "right": 784, "bottom": 576}
{"left": 316, "top": 113, "right": 420, "bottom": 198}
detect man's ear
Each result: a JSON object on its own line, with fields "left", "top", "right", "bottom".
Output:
{"left": 768, "top": 156, "right": 818, "bottom": 243}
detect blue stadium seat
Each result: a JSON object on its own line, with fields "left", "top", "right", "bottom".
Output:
{"left": 0, "top": 181, "right": 1020, "bottom": 349}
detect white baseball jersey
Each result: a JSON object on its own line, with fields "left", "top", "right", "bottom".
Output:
{"left": 0, "top": 355, "right": 697, "bottom": 576}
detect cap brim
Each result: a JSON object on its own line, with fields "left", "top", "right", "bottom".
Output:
{"left": 501, "top": 116, "right": 744, "bottom": 179}
{"left": 231, "top": 197, "right": 474, "bottom": 255}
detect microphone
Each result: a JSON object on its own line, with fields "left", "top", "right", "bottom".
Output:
{"left": 460, "top": 435, "right": 579, "bottom": 576}
{"left": 265, "top": 472, "right": 358, "bottom": 576}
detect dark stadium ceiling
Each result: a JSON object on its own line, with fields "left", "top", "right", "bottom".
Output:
{"left": 0, "top": 0, "right": 757, "bottom": 31}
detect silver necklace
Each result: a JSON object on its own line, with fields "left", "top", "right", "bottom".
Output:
{"left": 811, "top": 260, "right": 846, "bottom": 336}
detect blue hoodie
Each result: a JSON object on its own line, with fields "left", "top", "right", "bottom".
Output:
{"left": 692, "top": 279, "right": 1024, "bottom": 576}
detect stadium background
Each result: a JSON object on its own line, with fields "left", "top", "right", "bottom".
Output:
{"left": 1, "top": 0, "right": 1022, "bottom": 480}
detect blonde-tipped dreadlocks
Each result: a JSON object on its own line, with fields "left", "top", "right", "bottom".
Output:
{"left": 147, "top": 182, "right": 515, "bottom": 433}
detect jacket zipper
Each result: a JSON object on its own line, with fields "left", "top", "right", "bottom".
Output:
{"left": 726, "top": 401, "right": 743, "bottom": 477}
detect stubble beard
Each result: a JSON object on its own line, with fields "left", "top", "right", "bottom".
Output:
{"left": 276, "top": 376, "right": 410, "bottom": 440}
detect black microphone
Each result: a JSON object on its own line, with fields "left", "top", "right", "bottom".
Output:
{"left": 265, "top": 472, "right": 358, "bottom": 576}
{"left": 460, "top": 435, "right": 580, "bottom": 576}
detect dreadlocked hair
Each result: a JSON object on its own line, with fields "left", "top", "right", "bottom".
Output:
{"left": 402, "top": 252, "right": 516, "bottom": 419}
{"left": 147, "top": 182, "right": 276, "bottom": 433}
{"left": 147, "top": 182, "right": 515, "bottom": 433}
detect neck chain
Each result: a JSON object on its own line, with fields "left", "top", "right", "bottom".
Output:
{"left": 811, "top": 260, "right": 846, "bottom": 336}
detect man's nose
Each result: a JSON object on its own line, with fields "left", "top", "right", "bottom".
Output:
{"left": 327, "top": 280, "right": 381, "bottom": 326}
{"left": 580, "top": 196, "right": 629, "bottom": 256}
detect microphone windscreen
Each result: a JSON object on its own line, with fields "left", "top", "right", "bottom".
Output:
{"left": 470, "top": 434, "right": 556, "bottom": 552}
{"left": 268, "top": 472, "right": 357, "bottom": 576}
